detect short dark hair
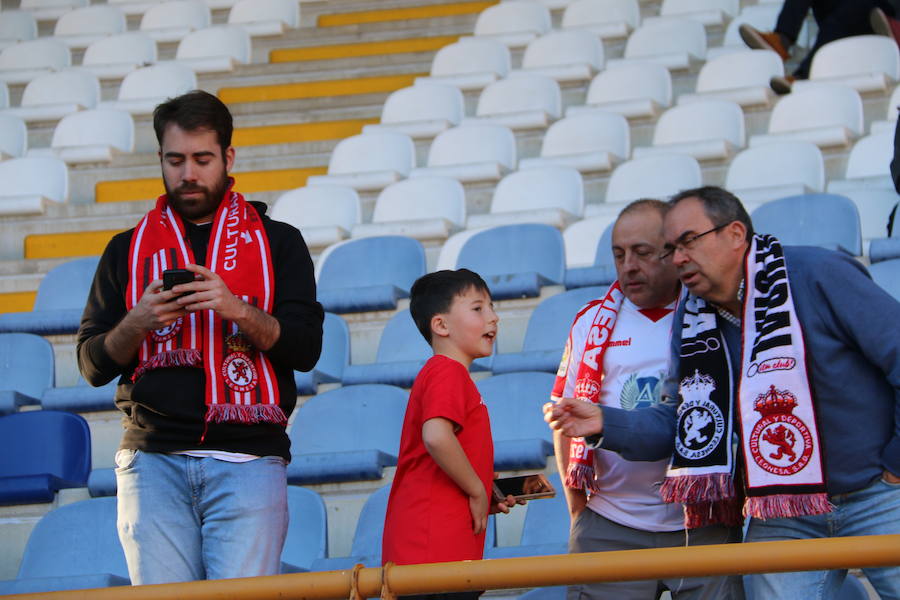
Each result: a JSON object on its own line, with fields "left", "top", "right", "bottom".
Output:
{"left": 618, "top": 198, "right": 669, "bottom": 221}
{"left": 409, "top": 269, "right": 491, "bottom": 344}
{"left": 153, "top": 90, "right": 233, "bottom": 154}
{"left": 669, "top": 186, "right": 754, "bottom": 241}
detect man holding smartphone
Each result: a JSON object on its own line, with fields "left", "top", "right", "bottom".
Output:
{"left": 77, "top": 91, "right": 324, "bottom": 585}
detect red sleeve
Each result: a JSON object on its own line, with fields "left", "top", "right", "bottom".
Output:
{"left": 420, "top": 358, "right": 473, "bottom": 429}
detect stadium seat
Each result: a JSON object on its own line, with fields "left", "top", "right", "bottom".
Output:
{"left": 659, "top": 0, "right": 739, "bottom": 26}
{"left": 478, "top": 372, "right": 556, "bottom": 469}
{"left": 600, "top": 153, "right": 702, "bottom": 207}
{"left": 486, "top": 473, "right": 569, "bottom": 557}
{"left": 870, "top": 84, "right": 900, "bottom": 134}
{"left": 749, "top": 84, "right": 863, "bottom": 149}
{"left": 52, "top": 5, "right": 127, "bottom": 49}
{"left": 869, "top": 259, "right": 900, "bottom": 300}
{"left": 108, "top": 0, "right": 166, "bottom": 16}
{"left": 409, "top": 123, "right": 517, "bottom": 183}
{"left": 270, "top": 185, "right": 361, "bottom": 250}
{"left": 0, "top": 156, "right": 69, "bottom": 215}
{"left": 99, "top": 63, "right": 197, "bottom": 116}
{"left": 517, "top": 30, "right": 604, "bottom": 83}
{"left": 295, "top": 312, "right": 349, "bottom": 395}
{"left": 633, "top": 99, "right": 745, "bottom": 161}
{"left": 447, "top": 223, "right": 565, "bottom": 300}
{"left": 491, "top": 287, "right": 605, "bottom": 374}
{"left": 725, "top": 141, "right": 825, "bottom": 204}
{"left": 352, "top": 177, "right": 466, "bottom": 242}
{"left": 473, "top": 1, "right": 552, "bottom": 48}
{"left": 341, "top": 309, "right": 429, "bottom": 388}
{"left": 418, "top": 38, "right": 511, "bottom": 91}
{"left": 281, "top": 487, "right": 328, "bottom": 573}
{"left": 805, "top": 35, "right": 900, "bottom": 94}
{"left": 678, "top": 50, "right": 783, "bottom": 108}
{"left": 609, "top": 18, "right": 707, "bottom": 71}
{"left": 0, "top": 11, "right": 37, "bottom": 50}
{"left": 287, "top": 385, "right": 407, "bottom": 484}
{"left": 140, "top": 0, "right": 211, "bottom": 43}
{"left": 0, "top": 333, "right": 54, "bottom": 414}
{"left": 828, "top": 131, "right": 894, "bottom": 193}
{"left": 568, "top": 62, "right": 672, "bottom": 119}
{"left": 561, "top": 0, "right": 640, "bottom": 40}
{"left": 316, "top": 235, "right": 426, "bottom": 313}
{"left": 20, "top": 0, "right": 89, "bottom": 22}
{"left": 0, "top": 497, "right": 128, "bottom": 595}
{"left": 518, "top": 587, "right": 568, "bottom": 600}
{"left": 42, "top": 377, "right": 117, "bottom": 415}
{"left": 0, "top": 411, "right": 90, "bottom": 505}
{"left": 519, "top": 112, "right": 630, "bottom": 173}
{"left": 363, "top": 82, "right": 464, "bottom": 139}
{"left": 81, "top": 32, "right": 158, "bottom": 80}
{"left": 465, "top": 73, "right": 562, "bottom": 130}
{"left": 468, "top": 166, "right": 584, "bottom": 230}
{"left": 228, "top": 0, "right": 299, "bottom": 36}
{"left": 843, "top": 189, "right": 900, "bottom": 248}
{"left": 564, "top": 217, "right": 616, "bottom": 268}
{"left": 309, "top": 484, "right": 391, "bottom": 570}
{"left": 306, "top": 131, "right": 416, "bottom": 192}
{"left": 564, "top": 221, "right": 616, "bottom": 288}
{"left": 0, "top": 38, "right": 70, "bottom": 85}
{"left": 870, "top": 237, "right": 900, "bottom": 264}
{"left": 44, "top": 108, "right": 135, "bottom": 164}
{"left": 707, "top": 3, "right": 790, "bottom": 60}
{"left": 0, "top": 113, "right": 26, "bottom": 159}
{"left": 751, "top": 193, "right": 862, "bottom": 256}
{"left": 0, "top": 256, "right": 99, "bottom": 335}
{"left": 0, "top": 83, "right": 7, "bottom": 110}
{"left": 175, "top": 25, "right": 251, "bottom": 73}
{"left": 2, "top": 68, "right": 100, "bottom": 123}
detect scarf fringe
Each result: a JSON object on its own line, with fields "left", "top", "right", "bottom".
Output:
{"left": 565, "top": 461, "right": 600, "bottom": 492}
{"left": 743, "top": 493, "right": 832, "bottom": 520}
{"left": 132, "top": 349, "right": 202, "bottom": 381}
{"left": 205, "top": 403, "right": 288, "bottom": 426}
{"left": 684, "top": 498, "right": 743, "bottom": 528}
{"left": 661, "top": 472, "right": 734, "bottom": 504}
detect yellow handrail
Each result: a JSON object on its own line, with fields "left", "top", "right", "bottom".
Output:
{"left": 7, "top": 535, "right": 900, "bottom": 600}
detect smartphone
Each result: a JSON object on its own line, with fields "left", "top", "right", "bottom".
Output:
{"left": 162, "top": 268, "right": 194, "bottom": 295}
{"left": 492, "top": 474, "right": 555, "bottom": 502}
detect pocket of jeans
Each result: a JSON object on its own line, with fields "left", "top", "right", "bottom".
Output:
{"left": 114, "top": 448, "right": 139, "bottom": 472}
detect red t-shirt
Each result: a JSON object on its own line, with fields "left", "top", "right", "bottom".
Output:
{"left": 382, "top": 355, "right": 494, "bottom": 565}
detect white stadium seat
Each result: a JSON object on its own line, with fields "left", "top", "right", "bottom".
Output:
{"left": 0, "top": 39, "right": 70, "bottom": 85}
{"left": 520, "top": 112, "right": 630, "bottom": 173}
{"left": 842, "top": 189, "right": 900, "bottom": 251}
{"left": 0, "top": 114, "right": 27, "bottom": 160}
{"left": 140, "top": 0, "right": 211, "bottom": 44}
{"left": 108, "top": 0, "right": 165, "bottom": 16}
{"left": 352, "top": 177, "right": 467, "bottom": 242}
{"left": 568, "top": 62, "right": 672, "bottom": 119}
{"left": 81, "top": 32, "right": 158, "bottom": 80}
{"left": 473, "top": 1, "right": 552, "bottom": 48}
{"left": 725, "top": 141, "right": 825, "bottom": 204}
{"left": 418, "top": 38, "right": 511, "bottom": 91}
{"left": 47, "top": 108, "right": 134, "bottom": 164}
{"left": 228, "top": 0, "right": 299, "bottom": 37}
{"left": 1, "top": 69, "right": 99, "bottom": 123}
{"left": 468, "top": 166, "right": 584, "bottom": 230}
{"left": 870, "top": 84, "right": 900, "bottom": 134}
{"left": 0, "top": 11, "right": 37, "bottom": 51}
{"left": 306, "top": 132, "right": 416, "bottom": 192}
{"left": 598, "top": 153, "right": 702, "bottom": 208}
{"left": 805, "top": 35, "right": 899, "bottom": 94}
{"left": 20, "top": 0, "right": 89, "bottom": 22}
{"left": 633, "top": 99, "right": 745, "bottom": 161}
{"left": 609, "top": 18, "right": 707, "bottom": 71}
{"left": 53, "top": 5, "right": 127, "bottom": 49}
{"left": 175, "top": 25, "right": 251, "bottom": 73}
{"left": 409, "top": 124, "right": 517, "bottom": 183}
{"left": 99, "top": 63, "right": 197, "bottom": 116}
{"left": 564, "top": 216, "right": 621, "bottom": 267}
{"left": 659, "top": 0, "right": 739, "bottom": 26}
{"left": 0, "top": 156, "right": 68, "bottom": 216}
{"left": 828, "top": 132, "right": 894, "bottom": 193}
{"left": 517, "top": 30, "right": 604, "bottom": 83}
{"left": 561, "top": 0, "right": 640, "bottom": 40}
{"left": 465, "top": 73, "right": 562, "bottom": 130}
{"left": 0, "top": 83, "right": 8, "bottom": 110}
{"left": 363, "top": 83, "right": 464, "bottom": 139}
{"left": 750, "top": 84, "right": 863, "bottom": 149}
{"left": 270, "top": 185, "right": 361, "bottom": 250}
{"left": 678, "top": 50, "right": 783, "bottom": 108}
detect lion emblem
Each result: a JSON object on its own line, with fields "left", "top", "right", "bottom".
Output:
{"left": 683, "top": 409, "right": 712, "bottom": 446}
{"left": 763, "top": 424, "right": 796, "bottom": 461}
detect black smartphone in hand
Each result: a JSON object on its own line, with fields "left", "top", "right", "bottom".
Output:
{"left": 162, "top": 268, "right": 194, "bottom": 296}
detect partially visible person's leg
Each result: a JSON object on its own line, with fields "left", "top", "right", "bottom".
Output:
{"left": 661, "top": 525, "right": 745, "bottom": 600}
{"left": 793, "top": 0, "right": 880, "bottom": 78}
{"left": 774, "top": 0, "right": 815, "bottom": 43}
{"left": 116, "top": 450, "right": 204, "bottom": 584}
{"left": 199, "top": 456, "right": 289, "bottom": 579}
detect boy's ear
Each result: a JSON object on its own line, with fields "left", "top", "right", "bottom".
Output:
{"left": 430, "top": 314, "right": 450, "bottom": 339}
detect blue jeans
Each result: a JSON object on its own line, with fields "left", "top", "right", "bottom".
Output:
{"left": 115, "top": 450, "right": 289, "bottom": 585}
{"left": 744, "top": 477, "right": 900, "bottom": 600}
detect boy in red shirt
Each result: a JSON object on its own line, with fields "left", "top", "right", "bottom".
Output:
{"left": 382, "top": 269, "right": 516, "bottom": 600}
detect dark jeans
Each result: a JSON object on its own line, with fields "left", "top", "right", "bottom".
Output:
{"left": 774, "top": 0, "right": 896, "bottom": 77}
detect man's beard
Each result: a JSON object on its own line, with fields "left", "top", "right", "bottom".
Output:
{"left": 165, "top": 170, "right": 229, "bottom": 222}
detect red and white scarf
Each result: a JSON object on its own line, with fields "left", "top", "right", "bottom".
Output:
{"left": 552, "top": 282, "right": 625, "bottom": 492}
{"left": 126, "top": 182, "right": 285, "bottom": 430}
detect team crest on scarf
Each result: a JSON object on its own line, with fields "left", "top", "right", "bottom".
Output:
{"left": 674, "top": 370, "right": 725, "bottom": 461}
{"left": 222, "top": 334, "right": 259, "bottom": 394}
{"left": 152, "top": 317, "right": 183, "bottom": 343}
{"left": 749, "top": 385, "right": 814, "bottom": 477}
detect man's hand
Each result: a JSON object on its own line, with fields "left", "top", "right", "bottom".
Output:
{"left": 126, "top": 279, "right": 187, "bottom": 332}
{"left": 469, "top": 488, "right": 489, "bottom": 535}
{"left": 543, "top": 397, "right": 603, "bottom": 438}
{"left": 175, "top": 264, "right": 247, "bottom": 321}
{"left": 884, "top": 470, "right": 900, "bottom": 484}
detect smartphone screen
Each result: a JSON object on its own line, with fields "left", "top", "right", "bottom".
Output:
{"left": 493, "top": 474, "right": 555, "bottom": 500}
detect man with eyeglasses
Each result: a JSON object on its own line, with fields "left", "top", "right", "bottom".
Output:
{"left": 546, "top": 186, "right": 900, "bottom": 599}
{"left": 551, "top": 199, "right": 744, "bottom": 600}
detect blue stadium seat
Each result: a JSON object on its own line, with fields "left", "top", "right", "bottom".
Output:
{"left": 0, "top": 332, "right": 54, "bottom": 414}
{"left": 751, "top": 194, "right": 862, "bottom": 256}
{"left": 869, "top": 226, "right": 900, "bottom": 264}
{"left": 492, "top": 287, "right": 605, "bottom": 374}
{"left": 0, "top": 257, "right": 99, "bottom": 335}
{"left": 869, "top": 258, "right": 900, "bottom": 301}
{"left": 317, "top": 236, "right": 426, "bottom": 313}
{"left": 287, "top": 384, "right": 407, "bottom": 484}
{"left": 487, "top": 473, "right": 568, "bottom": 558}
{"left": 518, "top": 587, "right": 567, "bottom": 600}
{"left": 87, "top": 467, "right": 116, "bottom": 497}
{"left": 41, "top": 377, "right": 116, "bottom": 414}
{"left": 455, "top": 224, "right": 565, "bottom": 300}
{"left": 564, "top": 223, "right": 615, "bottom": 289}
{"left": 282, "top": 486, "right": 329, "bottom": 573}
{"left": 477, "top": 372, "right": 556, "bottom": 470}
{"left": 295, "top": 312, "right": 350, "bottom": 395}
{"left": 0, "top": 496, "right": 129, "bottom": 595}
{"left": 0, "top": 411, "right": 90, "bottom": 505}
{"left": 310, "top": 483, "right": 391, "bottom": 570}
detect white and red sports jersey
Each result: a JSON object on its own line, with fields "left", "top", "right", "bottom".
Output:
{"left": 557, "top": 297, "right": 684, "bottom": 532}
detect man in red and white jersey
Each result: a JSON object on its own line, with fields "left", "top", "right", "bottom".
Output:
{"left": 552, "top": 199, "right": 743, "bottom": 599}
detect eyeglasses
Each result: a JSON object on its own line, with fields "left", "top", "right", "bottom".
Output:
{"left": 659, "top": 223, "right": 728, "bottom": 260}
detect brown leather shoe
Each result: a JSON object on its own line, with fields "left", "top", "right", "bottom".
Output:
{"left": 769, "top": 75, "right": 795, "bottom": 95}
{"left": 739, "top": 24, "right": 790, "bottom": 61}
